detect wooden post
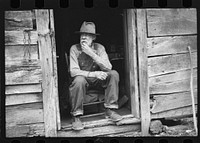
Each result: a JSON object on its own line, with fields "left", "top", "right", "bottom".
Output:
{"left": 49, "top": 9, "right": 61, "bottom": 131}
{"left": 35, "top": 9, "right": 57, "bottom": 137}
{"left": 136, "top": 9, "right": 151, "bottom": 136}
{"left": 124, "top": 9, "right": 140, "bottom": 118}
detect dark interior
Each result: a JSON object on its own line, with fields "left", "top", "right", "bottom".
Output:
{"left": 54, "top": 8, "right": 130, "bottom": 124}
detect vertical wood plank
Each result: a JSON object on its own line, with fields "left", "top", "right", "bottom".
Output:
{"left": 35, "top": 9, "right": 57, "bottom": 137}
{"left": 137, "top": 9, "right": 151, "bottom": 136}
{"left": 126, "top": 9, "right": 140, "bottom": 118}
{"left": 50, "top": 9, "right": 61, "bottom": 131}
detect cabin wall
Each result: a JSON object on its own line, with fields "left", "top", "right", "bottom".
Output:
{"left": 145, "top": 9, "right": 197, "bottom": 118}
{"left": 5, "top": 11, "right": 44, "bottom": 137}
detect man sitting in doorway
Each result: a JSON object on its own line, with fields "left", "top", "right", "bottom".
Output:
{"left": 69, "top": 21, "right": 123, "bottom": 130}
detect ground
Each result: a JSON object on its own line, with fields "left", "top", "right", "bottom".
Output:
{"left": 106, "top": 117, "right": 197, "bottom": 137}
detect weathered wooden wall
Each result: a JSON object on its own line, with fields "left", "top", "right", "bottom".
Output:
{"left": 5, "top": 11, "right": 44, "bottom": 137}
{"left": 146, "top": 9, "right": 197, "bottom": 118}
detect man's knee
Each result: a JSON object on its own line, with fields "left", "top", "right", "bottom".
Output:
{"left": 72, "top": 76, "right": 87, "bottom": 85}
{"left": 108, "top": 70, "right": 119, "bottom": 81}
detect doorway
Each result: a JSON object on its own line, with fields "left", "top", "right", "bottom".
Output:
{"left": 54, "top": 8, "right": 135, "bottom": 127}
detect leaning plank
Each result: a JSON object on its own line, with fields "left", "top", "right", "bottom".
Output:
{"left": 149, "top": 68, "right": 197, "bottom": 86}
{"left": 6, "top": 93, "right": 42, "bottom": 106}
{"left": 147, "top": 35, "right": 197, "bottom": 56}
{"left": 126, "top": 9, "right": 140, "bottom": 118}
{"left": 58, "top": 124, "right": 140, "bottom": 137}
{"left": 6, "top": 102, "right": 43, "bottom": 127}
{"left": 149, "top": 77, "right": 197, "bottom": 94}
{"left": 151, "top": 105, "right": 197, "bottom": 119}
{"left": 147, "top": 9, "right": 197, "bottom": 36}
{"left": 5, "top": 83, "right": 42, "bottom": 95}
{"left": 5, "top": 30, "right": 38, "bottom": 45}
{"left": 6, "top": 123, "right": 44, "bottom": 137}
{"left": 148, "top": 52, "right": 197, "bottom": 77}
{"left": 5, "top": 11, "right": 33, "bottom": 31}
{"left": 5, "top": 45, "right": 38, "bottom": 61}
{"left": 137, "top": 9, "right": 151, "bottom": 136}
{"left": 5, "top": 67, "right": 42, "bottom": 85}
{"left": 35, "top": 9, "right": 57, "bottom": 137}
{"left": 151, "top": 89, "right": 197, "bottom": 113}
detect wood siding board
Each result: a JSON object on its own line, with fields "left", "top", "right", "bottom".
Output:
{"left": 6, "top": 93, "right": 42, "bottom": 106}
{"left": 5, "top": 59, "right": 40, "bottom": 69}
{"left": 149, "top": 68, "right": 197, "bottom": 86}
{"left": 149, "top": 77, "right": 197, "bottom": 94}
{"left": 5, "top": 45, "right": 39, "bottom": 61}
{"left": 126, "top": 9, "right": 140, "bottom": 118}
{"left": 147, "top": 9, "right": 197, "bottom": 36}
{"left": 5, "top": 67, "right": 42, "bottom": 85}
{"left": 50, "top": 9, "right": 61, "bottom": 131}
{"left": 5, "top": 84, "right": 42, "bottom": 95}
{"left": 58, "top": 124, "right": 140, "bottom": 137}
{"left": 151, "top": 105, "right": 197, "bottom": 119}
{"left": 151, "top": 89, "right": 197, "bottom": 113}
{"left": 35, "top": 9, "right": 57, "bottom": 137}
{"left": 147, "top": 35, "right": 197, "bottom": 56}
{"left": 5, "top": 31, "right": 38, "bottom": 45}
{"left": 6, "top": 102, "right": 43, "bottom": 127}
{"left": 5, "top": 11, "right": 33, "bottom": 31}
{"left": 137, "top": 9, "right": 151, "bottom": 136}
{"left": 148, "top": 52, "right": 197, "bottom": 77}
{"left": 6, "top": 123, "right": 44, "bottom": 137}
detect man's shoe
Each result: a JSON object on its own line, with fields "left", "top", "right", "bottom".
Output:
{"left": 105, "top": 109, "right": 123, "bottom": 122}
{"left": 71, "top": 116, "right": 84, "bottom": 131}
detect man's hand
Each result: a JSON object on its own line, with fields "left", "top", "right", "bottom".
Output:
{"left": 81, "top": 42, "right": 96, "bottom": 57}
{"left": 94, "top": 71, "right": 108, "bottom": 80}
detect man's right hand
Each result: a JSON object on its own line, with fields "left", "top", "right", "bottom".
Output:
{"left": 94, "top": 71, "right": 108, "bottom": 80}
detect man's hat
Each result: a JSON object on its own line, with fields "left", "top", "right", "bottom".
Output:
{"left": 75, "top": 21, "right": 100, "bottom": 36}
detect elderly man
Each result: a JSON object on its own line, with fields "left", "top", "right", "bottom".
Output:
{"left": 69, "top": 21, "right": 123, "bottom": 130}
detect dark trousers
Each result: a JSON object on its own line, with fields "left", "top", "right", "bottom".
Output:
{"left": 69, "top": 70, "right": 119, "bottom": 116}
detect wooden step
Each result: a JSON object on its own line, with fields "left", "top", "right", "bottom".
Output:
{"left": 58, "top": 123, "right": 140, "bottom": 137}
{"left": 60, "top": 114, "right": 140, "bottom": 132}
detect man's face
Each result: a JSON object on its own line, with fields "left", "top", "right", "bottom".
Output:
{"left": 80, "top": 33, "right": 95, "bottom": 47}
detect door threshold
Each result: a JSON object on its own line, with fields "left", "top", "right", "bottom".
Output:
{"left": 60, "top": 114, "right": 140, "bottom": 131}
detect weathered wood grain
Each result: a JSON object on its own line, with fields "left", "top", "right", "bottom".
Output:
{"left": 126, "top": 9, "right": 140, "bottom": 118}
{"left": 147, "top": 9, "right": 197, "bottom": 36}
{"left": 62, "top": 114, "right": 136, "bottom": 130}
{"left": 151, "top": 89, "right": 197, "bottom": 113}
{"left": 6, "top": 123, "right": 44, "bottom": 137}
{"left": 5, "top": 83, "right": 42, "bottom": 95}
{"left": 6, "top": 102, "right": 43, "bottom": 127}
{"left": 5, "top": 45, "right": 38, "bottom": 61}
{"left": 147, "top": 36, "right": 197, "bottom": 56}
{"left": 5, "top": 59, "right": 40, "bottom": 70}
{"left": 151, "top": 105, "right": 197, "bottom": 119}
{"left": 137, "top": 9, "right": 151, "bottom": 136}
{"left": 6, "top": 93, "right": 42, "bottom": 106}
{"left": 5, "top": 11, "right": 33, "bottom": 31}
{"left": 50, "top": 9, "right": 61, "bottom": 131}
{"left": 58, "top": 124, "right": 140, "bottom": 137}
{"left": 5, "top": 31, "right": 38, "bottom": 45}
{"left": 5, "top": 67, "right": 42, "bottom": 85}
{"left": 148, "top": 52, "right": 197, "bottom": 77}
{"left": 36, "top": 9, "right": 57, "bottom": 137}
{"left": 149, "top": 68, "right": 197, "bottom": 86}
{"left": 149, "top": 77, "right": 197, "bottom": 94}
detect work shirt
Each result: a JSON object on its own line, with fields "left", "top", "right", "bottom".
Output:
{"left": 69, "top": 43, "right": 112, "bottom": 77}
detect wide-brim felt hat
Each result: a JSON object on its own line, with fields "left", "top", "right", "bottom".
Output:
{"left": 75, "top": 21, "right": 100, "bottom": 36}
